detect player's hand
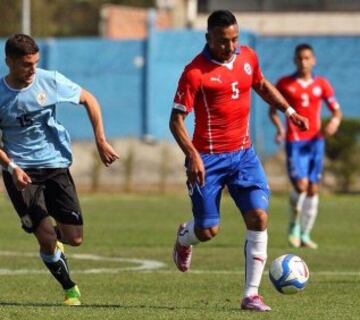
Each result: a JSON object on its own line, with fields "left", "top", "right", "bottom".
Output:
{"left": 97, "top": 140, "right": 120, "bottom": 167}
{"left": 275, "top": 128, "right": 285, "bottom": 144}
{"left": 289, "top": 113, "right": 309, "bottom": 131}
{"left": 12, "top": 167, "right": 32, "bottom": 191}
{"left": 186, "top": 153, "right": 205, "bottom": 187}
{"left": 323, "top": 118, "right": 340, "bottom": 136}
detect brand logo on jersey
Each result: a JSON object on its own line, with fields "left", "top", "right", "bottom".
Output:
{"left": 312, "top": 86, "right": 322, "bottom": 97}
{"left": 37, "top": 92, "right": 47, "bottom": 106}
{"left": 210, "top": 75, "right": 222, "bottom": 83}
{"left": 244, "top": 63, "right": 252, "bottom": 75}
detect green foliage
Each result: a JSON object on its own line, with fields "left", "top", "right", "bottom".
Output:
{"left": 325, "top": 118, "right": 360, "bottom": 192}
{"left": 0, "top": 0, "right": 155, "bottom": 37}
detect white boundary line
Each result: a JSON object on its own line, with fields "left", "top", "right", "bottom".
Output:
{"left": 0, "top": 251, "right": 359, "bottom": 276}
{"left": 0, "top": 250, "right": 166, "bottom": 275}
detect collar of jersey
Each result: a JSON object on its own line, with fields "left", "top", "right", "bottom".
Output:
{"left": 2, "top": 73, "right": 37, "bottom": 92}
{"left": 202, "top": 45, "right": 240, "bottom": 66}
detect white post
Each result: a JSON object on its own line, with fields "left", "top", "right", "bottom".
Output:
{"left": 186, "top": 0, "right": 198, "bottom": 28}
{"left": 22, "top": 0, "right": 31, "bottom": 35}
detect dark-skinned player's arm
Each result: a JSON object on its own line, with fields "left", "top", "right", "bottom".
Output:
{"left": 253, "top": 78, "right": 309, "bottom": 131}
{"left": 169, "top": 109, "right": 205, "bottom": 186}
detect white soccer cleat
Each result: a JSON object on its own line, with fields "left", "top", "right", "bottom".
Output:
{"left": 172, "top": 224, "right": 192, "bottom": 272}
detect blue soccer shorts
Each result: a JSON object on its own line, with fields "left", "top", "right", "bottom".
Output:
{"left": 286, "top": 137, "right": 325, "bottom": 183}
{"left": 186, "top": 147, "right": 270, "bottom": 229}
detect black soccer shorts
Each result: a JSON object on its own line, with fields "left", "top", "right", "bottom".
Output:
{"left": 3, "top": 168, "right": 83, "bottom": 233}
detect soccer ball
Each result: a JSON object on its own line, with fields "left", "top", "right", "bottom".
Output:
{"left": 269, "top": 254, "right": 309, "bottom": 294}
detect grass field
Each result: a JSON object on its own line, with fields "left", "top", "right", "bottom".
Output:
{"left": 0, "top": 192, "right": 359, "bottom": 319}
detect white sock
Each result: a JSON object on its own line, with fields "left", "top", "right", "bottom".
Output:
{"left": 243, "top": 230, "right": 268, "bottom": 297}
{"left": 289, "top": 191, "right": 307, "bottom": 224}
{"left": 301, "top": 195, "right": 319, "bottom": 236}
{"left": 177, "top": 220, "right": 200, "bottom": 246}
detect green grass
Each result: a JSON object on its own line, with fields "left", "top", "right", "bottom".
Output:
{"left": 0, "top": 193, "right": 359, "bottom": 319}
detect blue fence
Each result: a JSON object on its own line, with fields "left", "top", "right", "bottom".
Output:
{"left": 1, "top": 32, "right": 360, "bottom": 155}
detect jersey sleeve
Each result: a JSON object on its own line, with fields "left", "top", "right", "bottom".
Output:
{"left": 173, "top": 66, "right": 200, "bottom": 113}
{"left": 321, "top": 78, "right": 340, "bottom": 111}
{"left": 55, "top": 71, "right": 82, "bottom": 104}
{"left": 248, "top": 47, "right": 264, "bottom": 85}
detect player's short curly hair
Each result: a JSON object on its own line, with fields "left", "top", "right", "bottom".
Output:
{"left": 207, "top": 10, "right": 237, "bottom": 31}
{"left": 5, "top": 34, "right": 39, "bottom": 58}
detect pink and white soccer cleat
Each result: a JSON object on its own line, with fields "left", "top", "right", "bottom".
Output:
{"left": 172, "top": 224, "right": 192, "bottom": 272}
{"left": 241, "top": 295, "right": 271, "bottom": 312}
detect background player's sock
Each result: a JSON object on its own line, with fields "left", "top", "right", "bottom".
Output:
{"left": 177, "top": 220, "right": 200, "bottom": 246}
{"left": 300, "top": 194, "right": 319, "bottom": 237}
{"left": 289, "top": 191, "right": 306, "bottom": 223}
{"left": 243, "top": 230, "right": 268, "bottom": 297}
{"left": 40, "top": 248, "right": 75, "bottom": 290}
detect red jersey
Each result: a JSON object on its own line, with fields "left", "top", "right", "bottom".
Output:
{"left": 277, "top": 74, "right": 340, "bottom": 142}
{"left": 173, "top": 45, "right": 263, "bottom": 153}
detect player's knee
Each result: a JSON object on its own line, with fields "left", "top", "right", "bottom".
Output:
{"left": 68, "top": 236, "right": 83, "bottom": 247}
{"left": 195, "top": 225, "right": 220, "bottom": 241}
{"left": 244, "top": 210, "right": 268, "bottom": 231}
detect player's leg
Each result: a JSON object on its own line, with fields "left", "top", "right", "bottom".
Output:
{"left": 300, "top": 138, "right": 324, "bottom": 249}
{"left": 289, "top": 178, "right": 309, "bottom": 247}
{"left": 34, "top": 217, "right": 79, "bottom": 303}
{"left": 228, "top": 148, "right": 271, "bottom": 312}
{"left": 2, "top": 170, "right": 79, "bottom": 305}
{"left": 45, "top": 169, "right": 83, "bottom": 246}
{"left": 173, "top": 154, "right": 225, "bottom": 272}
{"left": 286, "top": 141, "right": 310, "bottom": 247}
{"left": 300, "top": 183, "right": 319, "bottom": 249}
{"left": 44, "top": 169, "right": 83, "bottom": 304}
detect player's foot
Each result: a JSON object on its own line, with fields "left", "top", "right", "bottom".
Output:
{"left": 173, "top": 223, "right": 192, "bottom": 272}
{"left": 64, "top": 285, "right": 81, "bottom": 306}
{"left": 288, "top": 223, "right": 301, "bottom": 248}
{"left": 241, "top": 295, "right": 271, "bottom": 312}
{"left": 301, "top": 234, "right": 318, "bottom": 249}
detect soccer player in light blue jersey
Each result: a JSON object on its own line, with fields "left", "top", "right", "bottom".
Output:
{"left": 0, "top": 34, "right": 119, "bottom": 305}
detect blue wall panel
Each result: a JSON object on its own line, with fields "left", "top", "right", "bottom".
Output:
{"left": 1, "top": 34, "right": 360, "bottom": 155}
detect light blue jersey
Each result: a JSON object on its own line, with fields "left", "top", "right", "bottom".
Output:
{"left": 0, "top": 68, "right": 81, "bottom": 168}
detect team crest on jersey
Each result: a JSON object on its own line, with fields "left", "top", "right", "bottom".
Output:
{"left": 37, "top": 92, "right": 47, "bottom": 106}
{"left": 312, "top": 86, "right": 322, "bottom": 97}
{"left": 244, "top": 63, "right": 252, "bottom": 75}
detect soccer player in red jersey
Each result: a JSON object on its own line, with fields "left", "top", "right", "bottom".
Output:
{"left": 269, "top": 44, "right": 342, "bottom": 249}
{"left": 170, "top": 10, "right": 308, "bottom": 312}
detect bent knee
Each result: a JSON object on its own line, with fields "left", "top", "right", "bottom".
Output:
{"left": 68, "top": 237, "right": 83, "bottom": 247}
{"left": 195, "top": 225, "right": 220, "bottom": 242}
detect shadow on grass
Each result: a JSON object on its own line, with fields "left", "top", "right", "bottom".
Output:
{"left": 0, "top": 301, "right": 241, "bottom": 312}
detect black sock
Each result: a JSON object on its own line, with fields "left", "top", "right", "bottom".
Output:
{"left": 40, "top": 249, "right": 75, "bottom": 290}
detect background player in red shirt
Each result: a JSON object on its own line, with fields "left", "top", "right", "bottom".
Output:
{"left": 170, "top": 10, "right": 308, "bottom": 312}
{"left": 269, "top": 44, "right": 342, "bottom": 249}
